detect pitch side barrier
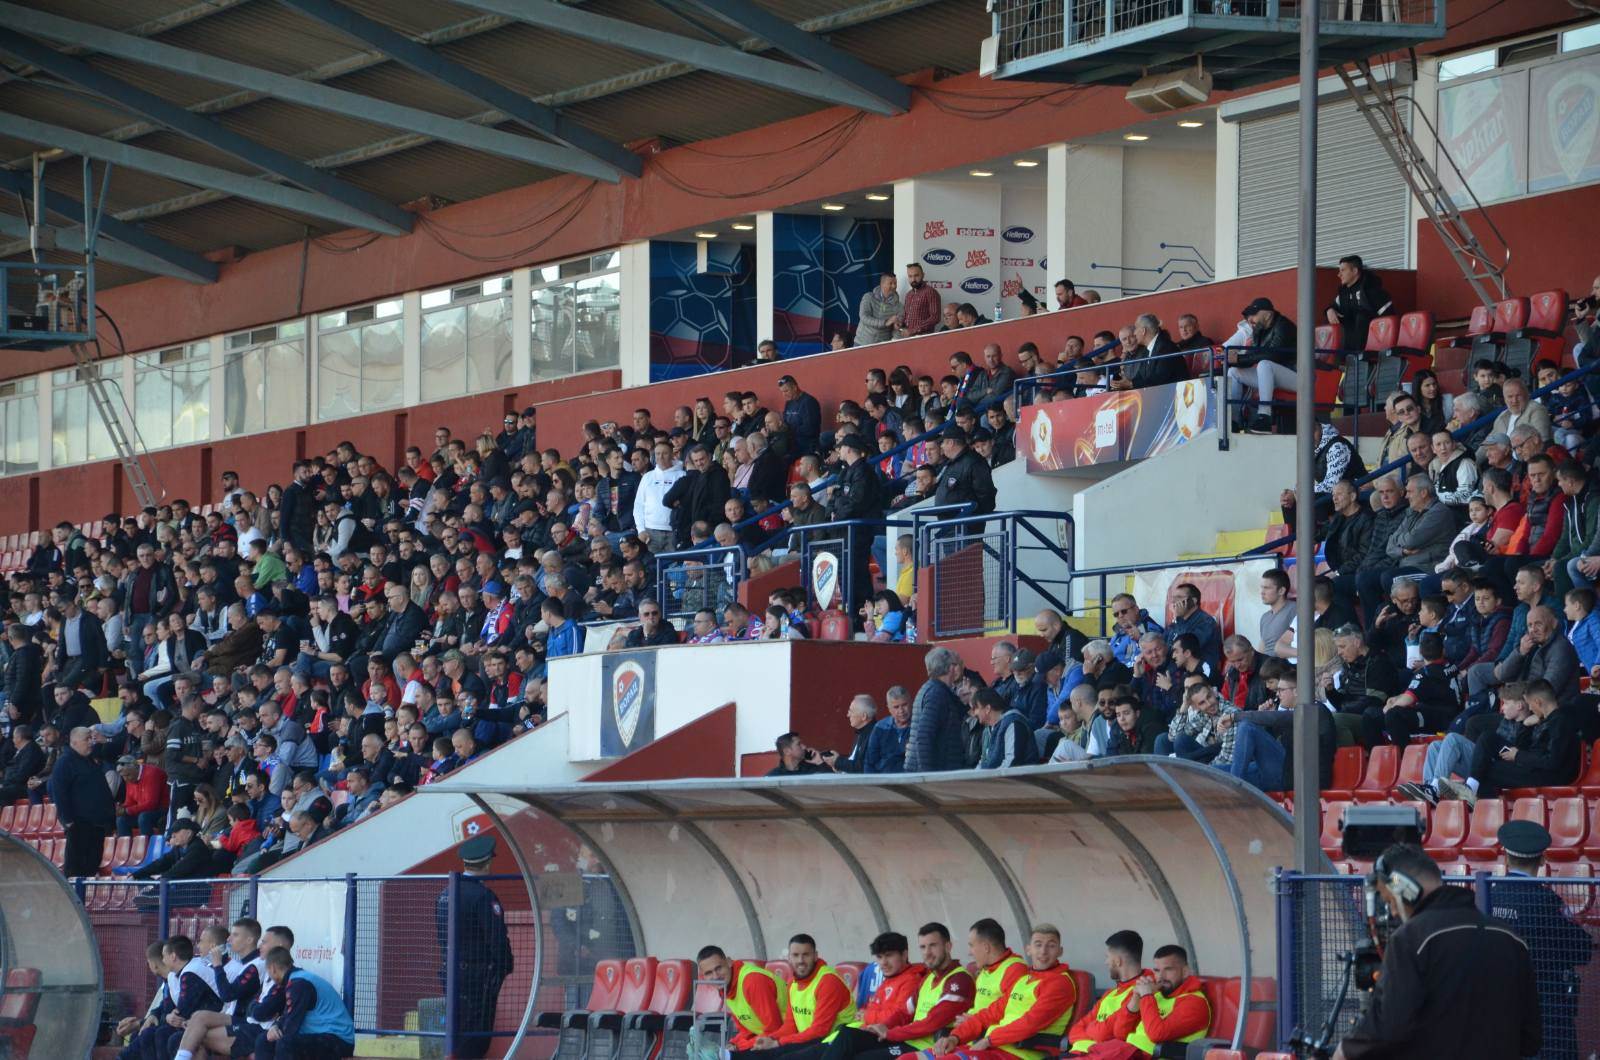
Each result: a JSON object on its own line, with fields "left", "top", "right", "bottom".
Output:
{"left": 425, "top": 756, "right": 1302, "bottom": 1054}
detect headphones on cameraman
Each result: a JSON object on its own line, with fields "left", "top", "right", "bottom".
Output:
{"left": 1373, "top": 850, "right": 1422, "bottom": 904}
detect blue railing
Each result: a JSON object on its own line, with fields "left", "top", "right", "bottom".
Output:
{"left": 918, "top": 509, "right": 1074, "bottom": 637}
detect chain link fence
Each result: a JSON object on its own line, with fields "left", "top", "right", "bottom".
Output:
{"left": 1282, "top": 872, "right": 1600, "bottom": 1057}
{"left": 82, "top": 870, "right": 636, "bottom": 1056}
{"left": 927, "top": 528, "right": 1007, "bottom": 638}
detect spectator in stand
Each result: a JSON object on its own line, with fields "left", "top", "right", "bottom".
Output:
{"left": 1224, "top": 297, "right": 1297, "bottom": 432}
{"left": 1325, "top": 255, "right": 1393, "bottom": 350}
{"left": 1106, "top": 691, "right": 1162, "bottom": 756}
{"left": 1437, "top": 678, "right": 1579, "bottom": 805}
{"left": 1114, "top": 314, "right": 1184, "bottom": 391}
{"left": 1258, "top": 569, "right": 1294, "bottom": 656}
{"left": 974, "top": 687, "right": 1041, "bottom": 768}
{"left": 1354, "top": 478, "right": 1457, "bottom": 616}
{"left": 1327, "top": 625, "right": 1404, "bottom": 747}
{"left": 3, "top": 622, "right": 43, "bottom": 723}
{"left": 865, "top": 686, "right": 912, "bottom": 774}
{"left": 1164, "top": 582, "right": 1220, "bottom": 674}
{"left": 1371, "top": 632, "right": 1460, "bottom": 748}
{"left": 767, "top": 731, "right": 829, "bottom": 776}
{"left": 1377, "top": 391, "right": 1423, "bottom": 470}
{"left": 114, "top": 752, "right": 168, "bottom": 836}
{"left": 0, "top": 725, "right": 44, "bottom": 804}
{"left": 819, "top": 695, "right": 879, "bottom": 773}
{"left": 1550, "top": 461, "right": 1598, "bottom": 596}
{"left": 1428, "top": 431, "right": 1478, "bottom": 514}
{"left": 857, "top": 273, "right": 902, "bottom": 345}
{"left": 1055, "top": 279, "right": 1088, "bottom": 309}
{"left": 906, "top": 647, "right": 967, "bottom": 772}
{"left": 899, "top": 264, "right": 941, "bottom": 337}
{"left": 633, "top": 440, "right": 684, "bottom": 555}
{"left": 1156, "top": 679, "right": 1239, "bottom": 765}
{"left": 49, "top": 584, "right": 108, "bottom": 693}
{"left": 1491, "top": 377, "right": 1553, "bottom": 446}
{"left": 50, "top": 726, "right": 115, "bottom": 877}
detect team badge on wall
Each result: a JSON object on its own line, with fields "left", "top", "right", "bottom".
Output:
{"left": 812, "top": 552, "right": 840, "bottom": 609}
{"left": 601, "top": 653, "right": 656, "bottom": 757}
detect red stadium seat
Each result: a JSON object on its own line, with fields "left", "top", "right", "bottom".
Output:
{"left": 1493, "top": 296, "right": 1530, "bottom": 335}
{"left": 0, "top": 805, "right": 15, "bottom": 832}
{"left": 0, "top": 967, "right": 40, "bottom": 1059}
{"left": 1576, "top": 742, "right": 1600, "bottom": 796}
{"left": 1396, "top": 743, "right": 1427, "bottom": 788}
{"left": 1315, "top": 324, "right": 1343, "bottom": 352}
{"left": 1460, "top": 799, "right": 1507, "bottom": 861}
{"left": 534, "top": 957, "right": 624, "bottom": 1031}
{"left": 36, "top": 804, "right": 57, "bottom": 836}
{"left": 628, "top": 958, "right": 695, "bottom": 1031}
{"left": 833, "top": 962, "right": 866, "bottom": 994}
{"left": 1352, "top": 745, "right": 1399, "bottom": 802}
{"left": 1510, "top": 796, "right": 1547, "bottom": 828}
{"left": 1068, "top": 968, "right": 1094, "bottom": 1019}
{"left": 1220, "top": 976, "right": 1277, "bottom": 1049}
{"left": 1324, "top": 746, "right": 1365, "bottom": 799}
{"left": 616, "top": 957, "right": 657, "bottom": 1014}
{"left": 1546, "top": 861, "right": 1595, "bottom": 917}
{"left": 99, "top": 836, "right": 116, "bottom": 873}
{"left": 44, "top": 838, "right": 64, "bottom": 868}
{"left": 107, "top": 835, "right": 132, "bottom": 870}
{"left": 1546, "top": 797, "right": 1587, "bottom": 862}
{"left": 1320, "top": 800, "right": 1350, "bottom": 859}
{"left": 765, "top": 961, "right": 794, "bottom": 984}
{"left": 1424, "top": 800, "right": 1467, "bottom": 855}
{"left": 1363, "top": 315, "right": 1399, "bottom": 354}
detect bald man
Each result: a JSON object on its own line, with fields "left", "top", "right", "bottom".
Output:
{"left": 48, "top": 726, "right": 116, "bottom": 877}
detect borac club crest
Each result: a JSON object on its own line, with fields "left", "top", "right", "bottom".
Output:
{"left": 1549, "top": 70, "right": 1600, "bottom": 183}
{"left": 612, "top": 660, "right": 646, "bottom": 747}
{"left": 458, "top": 813, "right": 492, "bottom": 841}
{"left": 812, "top": 552, "right": 839, "bottom": 609}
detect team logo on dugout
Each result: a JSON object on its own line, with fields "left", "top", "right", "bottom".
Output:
{"left": 612, "top": 660, "right": 647, "bottom": 747}
{"left": 812, "top": 552, "right": 839, "bottom": 609}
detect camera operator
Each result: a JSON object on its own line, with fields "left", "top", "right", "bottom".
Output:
{"left": 1334, "top": 843, "right": 1540, "bottom": 1060}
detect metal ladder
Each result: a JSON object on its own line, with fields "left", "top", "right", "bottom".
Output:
{"left": 70, "top": 341, "right": 159, "bottom": 510}
{"left": 1336, "top": 56, "right": 1510, "bottom": 313}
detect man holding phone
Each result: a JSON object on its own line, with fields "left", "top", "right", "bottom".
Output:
{"left": 766, "top": 732, "right": 829, "bottom": 776}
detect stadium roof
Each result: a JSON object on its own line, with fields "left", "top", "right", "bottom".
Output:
{"left": 0, "top": 0, "right": 983, "bottom": 290}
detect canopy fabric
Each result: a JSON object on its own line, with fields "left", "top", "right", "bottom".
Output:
{"left": 0, "top": 833, "right": 104, "bottom": 1059}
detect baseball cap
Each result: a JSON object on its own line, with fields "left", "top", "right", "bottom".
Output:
{"left": 837, "top": 433, "right": 871, "bottom": 455}
{"left": 115, "top": 753, "right": 140, "bottom": 767}
{"left": 1012, "top": 647, "right": 1037, "bottom": 670}
{"left": 1241, "top": 297, "right": 1275, "bottom": 317}
{"left": 1482, "top": 431, "right": 1513, "bottom": 449}
{"left": 522, "top": 406, "right": 537, "bottom": 417}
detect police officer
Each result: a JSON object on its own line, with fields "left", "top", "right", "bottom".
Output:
{"left": 1492, "top": 820, "right": 1593, "bottom": 1060}
{"left": 1335, "top": 843, "right": 1540, "bottom": 1060}
{"left": 435, "top": 834, "right": 515, "bottom": 1059}
{"left": 931, "top": 428, "right": 996, "bottom": 539}
{"left": 830, "top": 434, "right": 883, "bottom": 616}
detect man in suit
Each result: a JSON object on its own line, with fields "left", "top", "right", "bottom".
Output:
{"left": 0, "top": 725, "right": 45, "bottom": 804}
{"left": 3, "top": 622, "right": 43, "bottom": 723}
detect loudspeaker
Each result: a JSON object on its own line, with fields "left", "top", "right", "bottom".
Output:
{"left": 1125, "top": 67, "right": 1214, "bottom": 113}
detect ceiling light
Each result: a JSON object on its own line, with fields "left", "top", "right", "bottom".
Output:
{"left": 694, "top": 231, "right": 718, "bottom": 239}
{"left": 730, "top": 222, "right": 754, "bottom": 231}
{"left": 1177, "top": 120, "right": 1205, "bottom": 128}
{"left": 821, "top": 202, "right": 846, "bottom": 211}
{"left": 969, "top": 169, "right": 994, "bottom": 177}
{"left": 1122, "top": 133, "right": 1149, "bottom": 142}
{"left": 1012, "top": 159, "right": 1039, "bottom": 167}
{"left": 864, "top": 192, "right": 890, "bottom": 201}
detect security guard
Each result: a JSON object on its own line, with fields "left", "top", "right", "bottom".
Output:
{"left": 1492, "top": 820, "right": 1593, "bottom": 1060}
{"left": 932, "top": 428, "right": 997, "bottom": 537}
{"left": 434, "top": 834, "right": 515, "bottom": 1059}
{"left": 1336, "top": 843, "right": 1541, "bottom": 1060}
{"left": 829, "top": 434, "right": 883, "bottom": 615}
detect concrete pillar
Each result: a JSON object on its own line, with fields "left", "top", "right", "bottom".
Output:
{"left": 755, "top": 211, "right": 774, "bottom": 346}
{"left": 510, "top": 268, "right": 532, "bottom": 387}
{"left": 892, "top": 179, "right": 918, "bottom": 283}
{"left": 1213, "top": 119, "right": 1240, "bottom": 282}
{"left": 400, "top": 290, "right": 421, "bottom": 409}
{"left": 1046, "top": 142, "right": 1069, "bottom": 301}
{"left": 618, "top": 240, "right": 652, "bottom": 388}
{"left": 1060, "top": 145, "right": 1124, "bottom": 299}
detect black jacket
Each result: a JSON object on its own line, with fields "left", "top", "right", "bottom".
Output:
{"left": 0, "top": 740, "right": 44, "bottom": 790}
{"left": 745, "top": 448, "right": 788, "bottom": 506}
{"left": 1340, "top": 885, "right": 1539, "bottom": 1060}
{"left": 1121, "top": 330, "right": 1186, "bottom": 389}
{"left": 2, "top": 642, "right": 43, "bottom": 720}
{"left": 48, "top": 748, "right": 115, "bottom": 831}
{"left": 1328, "top": 269, "right": 1393, "bottom": 351}
{"left": 1323, "top": 506, "right": 1375, "bottom": 576}
{"left": 905, "top": 678, "right": 966, "bottom": 772}
{"left": 933, "top": 450, "right": 997, "bottom": 515}
{"left": 132, "top": 838, "right": 216, "bottom": 880}
{"left": 378, "top": 603, "right": 428, "bottom": 664}
{"left": 1236, "top": 311, "right": 1297, "bottom": 368}
{"left": 54, "top": 610, "right": 109, "bottom": 674}
{"left": 831, "top": 458, "right": 883, "bottom": 522}
{"left": 279, "top": 480, "right": 316, "bottom": 551}
{"left": 832, "top": 725, "right": 875, "bottom": 774}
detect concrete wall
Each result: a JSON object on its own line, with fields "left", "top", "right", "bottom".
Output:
{"left": 1122, "top": 147, "right": 1217, "bottom": 292}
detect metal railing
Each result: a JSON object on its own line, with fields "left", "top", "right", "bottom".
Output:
{"left": 918, "top": 510, "right": 1074, "bottom": 638}
{"left": 76, "top": 870, "right": 633, "bottom": 1056}
{"left": 653, "top": 542, "right": 746, "bottom": 622}
{"left": 1053, "top": 551, "right": 1283, "bottom": 637}
{"left": 1280, "top": 870, "right": 1600, "bottom": 1054}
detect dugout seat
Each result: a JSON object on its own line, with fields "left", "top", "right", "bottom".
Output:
{"left": 1460, "top": 799, "right": 1508, "bottom": 861}
{"left": 534, "top": 958, "right": 625, "bottom": 1060}
{"left": 621, "top": 959, "right": 695, "bottom": 1060}
{"left": 1352, "top": 745, "right": 1399, "bottom": 801}
{"left": 0, "top": 967, "right": 40, "bottom": 1059}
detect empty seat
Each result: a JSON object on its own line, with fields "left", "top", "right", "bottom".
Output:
{"left": 1545, "top": 860, "right": 1595, "bottom": 917}
{"left": 1545, "top": 797, "right": 1587, "bottom": 862}
{"left": 1510, "top": 796, "right": 1547, "bottom": 828}
{"left": 1371, "top": 311, "right": 1435, "bottom": 397}
{"left": 533, "top": 957, "right": 625, "bottom": 1040}
{"left": 624, "top": 957, "right": 696, "bottom": 1041}
{"left": 0, "top": 805, "right": 15, "bottom": 832}
{"left": 1324, "top": 747, "right": 1365, "bottom": 800}
{"left": 1460, "top": 799, "right": 1508, "bottom": 861}
{"left": 1352, "top": 745, "right": 1400, "bottom": 802}
{"left": 1396, "top": 743, "right": 1427, "bottom": 788}
{"left": 833, "top": 962, "right": 866, "bottom": 994}
{"left": 0, "top": 966, "right": 41, "bottom": 1059}
{"left": 15, "top": 805, "right": 42, "bottom": 837}
{"left": 35, "top": 804, "right": 58, "bottom": 836}
{"left": 1321, "top": 799, "right": 1351, "bottom": 859}
{"left": 1424, "top": 800, "right": 1468, "bottom": 856}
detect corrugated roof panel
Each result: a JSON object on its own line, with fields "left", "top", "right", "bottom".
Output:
{"left": 318, "top": 62, "right": 490, "bottom": 121}
{"left": 142, "top": 195, "right": 342, "bottom": 252}
{"left": 208, "top": 97, "right": 406, "bottom": 161}
{"left": 79, "top": 53, "right": 242, "bottom": 108}
{"left": 28, "top": 0, "right": 200, "bottom": 32}
{"left": 334, "top": 139, "right": 557, "bottom": 205}
{"left": 340, "top": 0, "right": 495, "bottom": 39}
{"left": 438, "top": 20, "right": 672, "bottom": 97}
{"left": 0, "top": 80, "right": 147, "bottom": 139}
{"left": 564, "top": 69, "right": 826, "bottom": 147}
{"left": 152, "top": 2, "right": 370, "bottom": 76}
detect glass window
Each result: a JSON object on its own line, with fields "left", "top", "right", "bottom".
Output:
{"left": 224, "top": 323, "right": 307, "bottom": 438}
{"left": 420, "top": 278, "right": 512, "bottom": 400}
{"left": 0, "top": 378, "right": 38, "bottom": 476}
{"left": 316, "top": 304, "right": 405, "bottom": 420}
{"left": 1564, "top": 23, "right": 1600, "bottom": 52}
{"left": 530, "top": 253, "right": 621, "bottom": 381}
{"left": 50, "top": 367, "right": 119, "bottom": 467}
{"left": 132, "top": 341, "right": 210, "bottom": 451}
{"left": 1438, "top": 48, "right": 1496, "bottom": 81}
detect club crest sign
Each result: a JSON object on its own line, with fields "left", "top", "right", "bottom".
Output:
{"left": 812, "top": 551, "right": 839, "bottom": 609}
{"left": 600, "top": 653, "right": 656, "bottom": 757}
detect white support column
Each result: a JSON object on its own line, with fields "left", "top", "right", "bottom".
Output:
{"left": 755, "top": 211, "right": 774, "bottom": 345}
{"left": 1046, "top": 142, "right": 1069, "bottom": 298}
{"left": 510, "top": 268, "right": 532, "bottom": 387}
{"left": 892, "top": 180, "right": 917, "bottom": 280}
{"left": 1407, "top": 60, "right": 1441, "bottom": 271}
{"left": 1213, "top": 119, "right": 1241, "bottom": 282}
{"left": 37, "top": 372, "right": 53, "bottom": 472}
{"left": 401, "top": 290, "right": 422, "bottom": 409}
{"left": 208, "top": 334, "right": 225, "bottom": 442}
{"left": 618, "top": 240, "right": 652, "bottom": 388}
{"left": 1060, "top": 145, "right": 1124, "bottom": 298}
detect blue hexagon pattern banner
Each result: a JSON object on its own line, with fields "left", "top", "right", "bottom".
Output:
{"left": 648, "top": 240, "right": 756, "bottom": 381}
{"left": 772, "top": 214, "right": 891, "bottom": 358}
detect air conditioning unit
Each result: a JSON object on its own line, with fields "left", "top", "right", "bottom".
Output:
{"left": 1125, "top": 67, "right": 1214, "bottom": 113}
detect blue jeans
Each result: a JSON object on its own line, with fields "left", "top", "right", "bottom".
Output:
{"left": 1569, "top": 556, "right": 1595, "bottom": 590}
{"left": 116, "top": 810, "right": 164, "bottom": 837}
{"left": 1423, "top": 732, "right": 1476, "bottom": 785}
{"left": 1230, "top": 720, "right": 1287, "bottom": 792}
{"left": 1154, "top": 732, "right": 1220, "bottom": 763}
{"left": 293, "top": 652, "right": 334, "bottom": 681}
